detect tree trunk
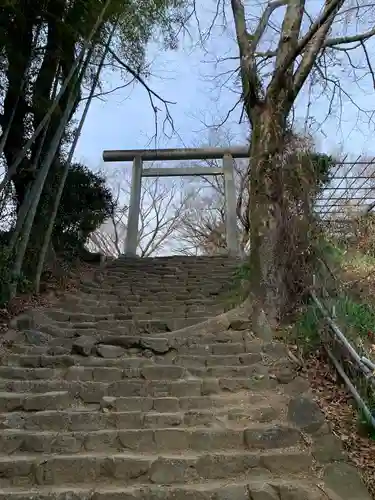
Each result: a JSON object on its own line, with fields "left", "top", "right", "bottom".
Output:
{"left": 31, "top": 0, "right": 63, "bottom": 170}
{"left": 9, "top": 98, "right": 76, "bottom": 300}
{"left": 247, "top": 103, "right": 289, "bottom": 335}
{"left": 5, "top": 0, "right": 112, "bottom": 188}
{"left": 34, "top": 20, "right": 117, "bottom": 292}
{"left": 1, "top": 1, "right": 35, "bottom": 207}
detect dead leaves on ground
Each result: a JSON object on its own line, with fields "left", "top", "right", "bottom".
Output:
{"left": 307, "top": 352, "right": 375, "bottom": 499}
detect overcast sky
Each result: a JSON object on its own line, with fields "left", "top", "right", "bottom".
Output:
{"left": 68, "top": 1, "right": 375, "bottom": 255}
{"left": 74, "top": 2, "right": 375, "bottom": 174}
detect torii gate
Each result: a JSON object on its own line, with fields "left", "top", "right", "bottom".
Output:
{"left": 102, "top": 147, "right": 249, "bottom": 257}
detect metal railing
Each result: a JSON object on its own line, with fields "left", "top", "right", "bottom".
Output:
{"left": 311, "top": 273, "right": 375, "bottom": 428}
{"left": 240, "top": 244, "right": 375, "bottom": 427}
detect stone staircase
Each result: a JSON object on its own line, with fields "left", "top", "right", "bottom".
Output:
{"left": 0, "top": 256, "right": 371, "bottom": 499}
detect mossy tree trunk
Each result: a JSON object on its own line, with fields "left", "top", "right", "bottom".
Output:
{"left": 246, "top": 103, "right": 290, "bottom": 332}
{"left": 230, "top": 0, "right": 345, "bottom": 334}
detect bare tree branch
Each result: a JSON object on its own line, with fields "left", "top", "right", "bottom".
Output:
{"left": 325, "top": 26, "right": 375, "bottom": 48}
{"left": 108, "top": 48, "right": 176, "bottom": 139}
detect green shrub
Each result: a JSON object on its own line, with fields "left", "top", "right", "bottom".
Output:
{"left": 292, "top": 301, "right": 322, "bottom": 353}
{"left": 335, "top": 296, "right": 375, "bottom": 340}
{"left": 50, "top": 162, "right": 114, "bottom": 254}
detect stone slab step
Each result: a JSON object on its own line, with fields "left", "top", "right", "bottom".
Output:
{"left": 0, "top": 342, "right": 273, "bottom": 369}
{"left": 100, "top": 392, "right": 280, "bottom": 412}
{"left": 98, "top": 285, "right": 231, "bottom": 292}
{"left": 1, "top": 354, "right": 152, "bottom": 369}
{"left": 0, "top": 350, "right": 268, "bottom": 369}
{"left": 9, "top": 328, "right": 254, "bottom": 352}
{"left": 101, "top": 272, "right": 236, "bottom": 280}
{"left": 0, "top": 363, "right": 272, "bottom": 381}
{"left": 105, "top": 272, "right": 238, "bottom": 280}
{"left": 0, "top": 449, "right": 312, "bottom": 487}
{"left": 53, "top": 302, "right": 227, "bottom": 317}
{"left": 0, "top": 480, "right": 338, "bottom": 500}
{"left": 186, "top": 365, "right": 269, "bottom": 378}
{"left": 0, "top": 424, "right": 302, "bottom": 454}
{"left": 0, "top": 365, "right": 188, "bottom": 382}
{"left": 0, "top": 377, "right": 277, "bottom": 402}
{"left": 178, "top": 341, "right": 286, "bottom": 357}
{"left": 1, "top": 351, "right": 273, "bottom": 370}
{"left": 175, "top": 333, "right": 253, "bottom": 346}
{"left": 76, "top": 286, "right": 229, "bottom": 299}
{"left": 178, "top": 339, "right": 287, "bottom": 353}
{"left": 46, "top": 306, "right": 224, "bottom": 321}
{"left": 51, "top": 310, "right": 223, "bottom": 322}
{"left": 106, "top": 261, "right": 239, "bottom": 270}
{"left": 0, "top": 392, "right": 70, "bottom": 413}
{"left": 84, "top": 270, "right": 234, "bottom": 279}
{"left": 0, "top": 403, "right": 283, "bottom": 431}
{"left": 0, "top": 391, "right": 275, "bottom": 421}
{"left": 34, "top": 317, "right": 213, "bottom": 336}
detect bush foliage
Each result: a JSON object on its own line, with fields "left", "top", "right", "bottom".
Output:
{"left": 51, "top": 163, "right": 115, "bottom": 254}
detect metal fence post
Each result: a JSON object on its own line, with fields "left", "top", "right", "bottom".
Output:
{"left": 124, "top": 155, "right": 142, "bottom": 256}
{"left": 223, "top": 153, "right": 239, "bottom": 256}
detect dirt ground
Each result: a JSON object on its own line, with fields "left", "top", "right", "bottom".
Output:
{"left": 307, "top": 351, "right": 375, "bottom": 498}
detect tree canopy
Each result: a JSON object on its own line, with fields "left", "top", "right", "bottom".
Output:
{"left": 0, "top": 0, "right": 187, "bottom": 297}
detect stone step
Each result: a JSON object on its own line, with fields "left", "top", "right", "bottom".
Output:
{"left": 105, "top": 264, "right": 238, "bottom": 271}
{"left": 2, "top": 339, "right": 284, "bottom": 367}
{"left": 53, "top": 295, "right": 226, "bottom": 308}
{"left": 49, "top": 303, "right": 227, "bottom": 318}
{"left": 42, "top": 307, "right": 224, "bottom": 323}
{"left": 81, "top": 277, "right": 233, "bottom": 286}
{"left": 1, "top": 350, "right": 269, "bottom": 368}
{"left": 110, "top": 288, "right": 231, "bottom": 295}
{"left": 103, "top": 266, "right": 237, "bottom": 273}
{"left": 0, "top": 424, "right": 303, "bottom": 454}
{"left": 0, "top": 449, "right": 312, "bottom": 487}
{"left": 99, "top": 285, "right": 230, "bottom": 291}
{"left": 105, "top": 259, "right": 239, "bottom": 268}
{"left": 0, "top": 403, "right": 283, "bottom": 431}
{"left": 0, "top": 377, "right": 277, "bottom": 402}
{"left": 0, "top": 364, "right": 189, "bottom": 382}
{"left": 34, "top": 317, "right": 211, "bottom": 336}
{"left": 108, "top": 256, "right": 240, "bottom": 267}
{"left": 0, "top": 480, "right": 336, "bottom": 500}
{"left": 0, "top": 391, "right": 70, "bottom": 413}
{"left": 184, "top": 365, "right": 269, "bottom": 378}
{"left": 101, "top": 392, "right": 279, "bottom": 412}
{"left": 94, "top": 331, "right": 251, "bottom": 346}
{"left": 77, "top": 285, "right": 230, "bottom": 297}
{"left": 2, "top": 336, "right": 267, "bottom": 365}
{"left": 0, "top": 390, "right": 278, "bottom": 422}
{"left": 0, "top": 363, "right": 271, "bottom": 381}
{"left": 1, "top": 354, "right": 152, "bottom": 368}
{"left": 103, "top": 261, "right": 237, "bottom": 269}
{"left": 176, "top": 353, "right": 264, "bottom": 367}
{"left": 179, "top": 338, "right": 286, "bottom": 352}
{"left": 54, "top": 291, "right": 226, "bottom": 303}
{"left": 106, "top": 266, "right": 238, "bottom": 275}
{"left": 77, "top": 290, "right": 231, "bottom": 299}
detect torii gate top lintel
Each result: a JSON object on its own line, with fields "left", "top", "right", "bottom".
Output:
{"left": 102, "top": 146, "right": 249, "bottom": 163}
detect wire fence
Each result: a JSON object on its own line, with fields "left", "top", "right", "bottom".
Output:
{"left": 316, "top": 158, "right": 375, "bottom": 234}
